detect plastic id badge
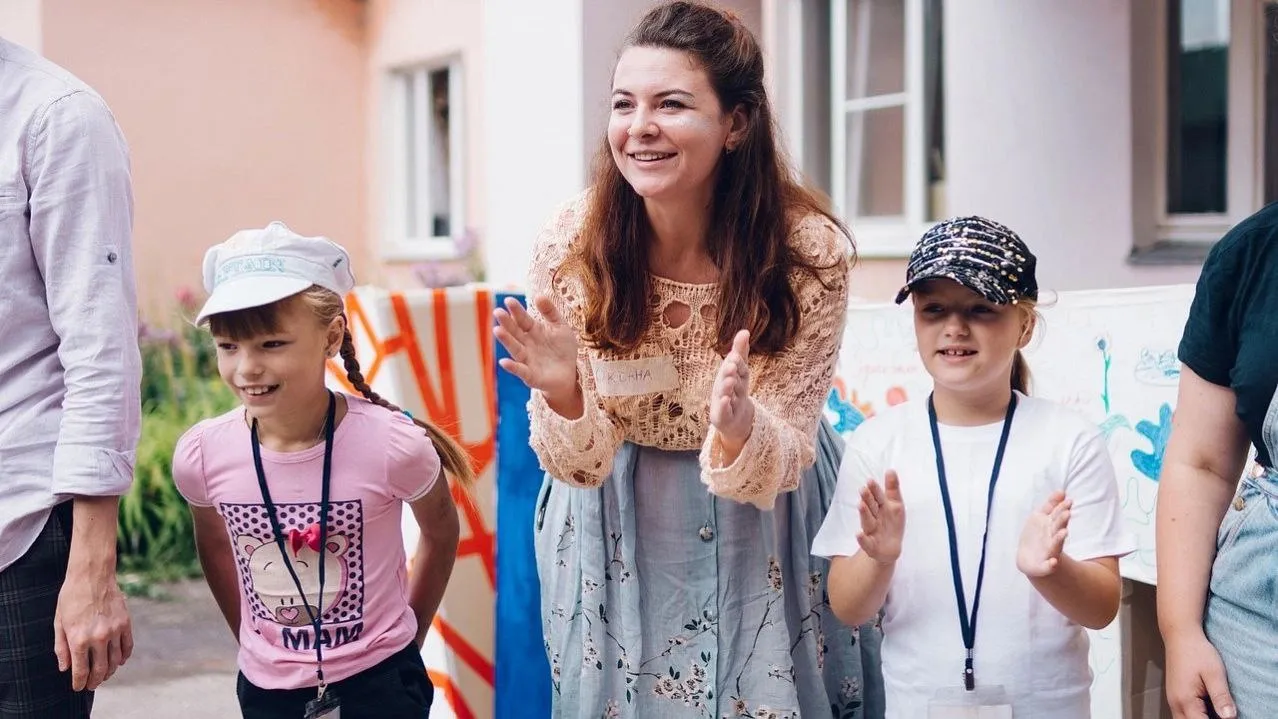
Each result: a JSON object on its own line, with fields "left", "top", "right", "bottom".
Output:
{"left": 927, "top": 685, "right": 1012, "bottom": 719}
{"left": 304, "top": 692, "right": 340, "bottom": 719}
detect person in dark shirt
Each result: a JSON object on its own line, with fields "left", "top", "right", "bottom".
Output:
{"left": 1157, "top": 201, "right": 1278, "bottom": 719}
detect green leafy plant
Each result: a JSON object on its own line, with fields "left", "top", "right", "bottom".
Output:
{"left": 118, "top": 306, "right": 235, "bottom": 585}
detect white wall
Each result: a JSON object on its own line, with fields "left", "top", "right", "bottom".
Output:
{"left": 944, "top": 0, "right": 1202, "bottom": 292}
{"left": 0, "top": 0, "right": 41, "bottom": 53}
{"left": 481, "top": 0, "right": 585, "bottom": 288}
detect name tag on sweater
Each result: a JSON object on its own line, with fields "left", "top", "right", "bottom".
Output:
{"left": 591, "top": 356, "right": 680, "bottom": 397}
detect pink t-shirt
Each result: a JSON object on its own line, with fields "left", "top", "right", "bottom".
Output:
{"left": 172, "top": 393, "right": 442, "bottom": 690}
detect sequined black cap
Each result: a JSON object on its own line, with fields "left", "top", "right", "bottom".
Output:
{"left": 893, "top": 216, "right": 1038, "bottom": 305}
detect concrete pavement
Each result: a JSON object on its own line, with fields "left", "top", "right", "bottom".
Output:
{"left": 92, "top": 579, "right": 240, "bottom": 718}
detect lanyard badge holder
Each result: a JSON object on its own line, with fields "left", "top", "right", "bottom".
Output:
{"left": 926, "top": 393, "right": 1016, "bottom": 719}
{"left": 252, "top": 392, "right": 342, "bottom": 719}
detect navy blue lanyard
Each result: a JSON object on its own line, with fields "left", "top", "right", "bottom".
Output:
{"left": 927, "top": 392, "right": 1017, "bottom": 692}
{"left": 250, "top": 390, "right": 336, "bottom": 692}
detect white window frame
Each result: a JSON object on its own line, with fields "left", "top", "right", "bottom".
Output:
{"left": 382, "top": 58, "right": 466, "bottom": 262}
{"left": 775, "top": 0, "right": 808, "bottom": 160}
{"left": 1151, "top": 0, "right": 1266, "bottom": 245}
{"left": 770, "top": 0, "right": 835, "bottom": 198}
{"left": 830, "top": 0, "right": 929, "bottom": 258}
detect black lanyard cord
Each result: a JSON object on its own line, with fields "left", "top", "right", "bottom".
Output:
{"left": 250, "top": 390, "right": 336, "bottom": 692}
{"left": 928, "top": 392, "right": 1017, "bottom": 691}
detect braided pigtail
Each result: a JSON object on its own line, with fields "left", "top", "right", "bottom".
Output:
{"left": 339, "top": 327, "right": 476, "bottom": 489}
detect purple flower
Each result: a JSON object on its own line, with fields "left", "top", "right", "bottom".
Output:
{"left": 413, "top": 260, "right": 474, "bottom": 288}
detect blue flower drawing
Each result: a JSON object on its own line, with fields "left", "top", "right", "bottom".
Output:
{"left": 1131, "top": 403, "right": 1174, "bottom": 482}
{"left": 827, "top": 388, "right": 866, "bottom": 434}
{"left": 1096, "top": 336, "right": 1113, "bottom": 415}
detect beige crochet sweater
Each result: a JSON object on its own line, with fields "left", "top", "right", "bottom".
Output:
{"left": 526, "top": 195, "right": 851, "bottom": 510}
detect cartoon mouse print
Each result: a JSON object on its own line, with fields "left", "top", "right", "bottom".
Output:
{"left": 237, "top": 525, "right": 349, "bottom": 627}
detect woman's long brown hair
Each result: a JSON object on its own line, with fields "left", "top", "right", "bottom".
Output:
{"left": 567, "top": 0, "right": 854, "bottom": 356}
{"left": 206, "top": 286, "right": 476, "bottom": 489}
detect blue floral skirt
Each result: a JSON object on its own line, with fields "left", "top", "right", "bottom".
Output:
{"left": 534, "top": 419, "right": 885, "bottom": 718}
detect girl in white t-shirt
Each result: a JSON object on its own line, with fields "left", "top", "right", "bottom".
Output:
{"left": 813, "top": 217, "right": 1134, "bottom": 718}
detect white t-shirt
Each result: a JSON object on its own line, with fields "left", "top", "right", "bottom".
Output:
{"left": 812, "top": 393, "right": 1135, "bottom": 719}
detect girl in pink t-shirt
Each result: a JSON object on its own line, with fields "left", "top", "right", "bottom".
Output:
{"left": 172, "top": 222, "right": 474, "bottom": 719}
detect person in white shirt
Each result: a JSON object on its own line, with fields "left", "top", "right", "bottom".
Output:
{"left": 0, "top": 36, "right": 140, "bottom": 718}
{"left": 812, "top": 217, "right": 1135, "bottom": 718}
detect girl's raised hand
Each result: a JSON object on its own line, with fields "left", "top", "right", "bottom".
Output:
{"left": 856, "top": 470, "right": 905, "bottom": 565}
{"left": 1017, "top": 491, "right": 1072, "bottom": 578}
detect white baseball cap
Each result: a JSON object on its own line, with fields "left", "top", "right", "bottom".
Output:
{"left": 196, "top": 221, "right": 356, "bottom": 323}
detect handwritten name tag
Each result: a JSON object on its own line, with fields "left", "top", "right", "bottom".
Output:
{"left": 590, "top": 356, "right": 680, "bottom": 397}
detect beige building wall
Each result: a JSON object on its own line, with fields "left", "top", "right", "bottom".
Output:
{"left": 847, "top": 257, "right": 908, "bottom": 302}
{"left": 0, "top": 0, "right": 41, "bottom": 53}
{"left": 40, "top": 0, "right": 368, "bottom": 322}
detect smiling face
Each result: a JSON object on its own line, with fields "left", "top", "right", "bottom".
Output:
{"left": 911, "top": 279, "right": 1034, "bottom": 400}
{"left": 607, "top": 45, "right": 746, "bottom": 205}
{"left": 212, "top": 294, "right": 342, "bottom": 422}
